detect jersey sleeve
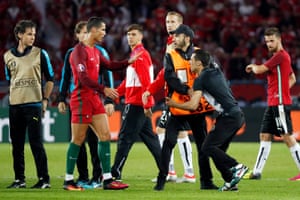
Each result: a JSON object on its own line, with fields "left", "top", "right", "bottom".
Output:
{"left": 41, "top": 49, "right": 54, "bottom": 82}
{"left": 100, "top": 65, "right": 115, "bottom": 104}
{"left": 96, "top": 45, "right": 114, "bottom": 104}
{"left": 193, "top": 74, "right": 205, "bottom": 92}
{"left": 58, "top": 49, "right": 72, "bottom": 102}
{"left": 264, "top": 51, "right": 283, "bottom": 70}
{"left": 100, "top": 54, "right": 128, "bottom": 71}
{"left": 116, "top": 79, "right": 126, "bottom": 97}
{"left": 4, "top": 64, "right": 10, "bottom": 81}
{"left": 147, "top": 68, "right": 165, "bottom": 95}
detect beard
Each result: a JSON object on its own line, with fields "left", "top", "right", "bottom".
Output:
{"left": 267, "top": 45, "right": 278, "bottom": 53}
{"left": 175, "top": 40, "right": 186, "bottom": 49}
{"left": 267, "top": 41, "right": 279, "bottom": 53}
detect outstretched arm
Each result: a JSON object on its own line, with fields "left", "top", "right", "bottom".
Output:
{"left": 166, "top": 90, "right": 202, "bottom": 111}
{"left": 245, "top": 64, "right": 268, "bottom": 74}
{"left": 100, "top": 51, "right": 143, "bottom": 70}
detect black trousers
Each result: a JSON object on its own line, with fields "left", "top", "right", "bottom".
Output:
{"left": 77, "top": 128, "right": 102, "bottom": 182}
{"left": 159, "top": 113, "right": 213, "bottom": 183}
{"left": 9, "top": 105, "right": 49, "bottom": 182}
{"left": 201, "top": 110, "right": 245, "bottom": 182}
{"left": 111, "top": 104, "right": 161, "bottom": 178}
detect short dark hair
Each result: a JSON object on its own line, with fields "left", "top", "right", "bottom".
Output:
{"left": 14, "top": 20, "right": 36, "bottom": 41}
{"left": 264, "top": 27, "right": 281, "bottom": 37}
{"left": 193, "top": 49, "right": 211, "bottom": 67}
{"left": 126, "top": 24, "right": 143, "bottom": 33}
{"left": 86, "top": 17, "right": 105, "bottom": 32}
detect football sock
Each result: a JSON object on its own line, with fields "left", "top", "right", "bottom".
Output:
{"left": 157, "top": 130, "right": 176, "bottom": 173}
{"left": 290, "top": 143, "right": 300, "bottom": 170}
{"left": 65, "top": 174, "right": 74, "bottom": 181}
{"left": 178, "top": 136, "right": 194, "bottom": 175}
{"left": 102, "top": 172, "right": 112, "bottom": 181}
{"left": 169, "top": 150, "right": 175, "bottom": 173}
{"left": 157, "top": 132, "right": 165, "bottom": 147}
{"left": 98, "top": 141, "right": 111, "bottom": 175}
{"left": 66, "top": 142, "right": 80, "bottom": 176}
{"left": 253, "top": 141, "right": 271, "bottom": 175}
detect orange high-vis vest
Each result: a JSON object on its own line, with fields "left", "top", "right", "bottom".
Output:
{"left": 168, "top": 49, "right": 215, "bottom": 115}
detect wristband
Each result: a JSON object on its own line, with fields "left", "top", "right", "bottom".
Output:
{"left": 43, "top": 97, "right": 49, "bottom": 102}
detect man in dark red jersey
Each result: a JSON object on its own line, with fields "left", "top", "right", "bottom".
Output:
{"left": 245, "top": 27, "right": 300, "bottom": 181}
{"left": 111, "top": 24, "right": 162, "bottom": 182}
{"left": 63, "top": 16, "right": 139, "bottom": 191}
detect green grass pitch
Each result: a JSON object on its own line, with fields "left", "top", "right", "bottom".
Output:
{"left": 0, "top": 142, "right": 299, "bottom": 200}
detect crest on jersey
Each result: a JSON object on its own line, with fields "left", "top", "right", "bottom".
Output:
{"left": 77, "top": 64, "right": 85, "bottom": 72}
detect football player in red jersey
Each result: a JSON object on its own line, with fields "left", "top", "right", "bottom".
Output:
{"left": 245, "top": 27, "right": 300, "bottom": 181}
{"left": 63, "top": 17, "right": 140, "bottom": 190}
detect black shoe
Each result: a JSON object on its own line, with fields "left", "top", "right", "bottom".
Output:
{"left": 201, "top": 183, "right": 219, "bottom": 190}
{"left": 154, "top": 175, "right": 166, "bottom": 191}
{"left": 31, "top": 178, "right": 51, "bottom": 189}
{"left": 200, "top": 180, "right": 218, "bottom": 190}
{"left": 7, "top": 180, "right": 26, "bottom": 188}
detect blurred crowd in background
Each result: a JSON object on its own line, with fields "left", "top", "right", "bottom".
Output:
{"left": 0, "top": 0, "right": 300, "bottom": 106}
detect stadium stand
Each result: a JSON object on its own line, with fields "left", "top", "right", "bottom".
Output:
{"left": 0, "top": 0, "right": 299, "bottom": 107}
{"left": 230, "top": 81, "right": 267, "bottom": 106}
{"left": 291, "top": 83, "right": 300, "bottom": 97}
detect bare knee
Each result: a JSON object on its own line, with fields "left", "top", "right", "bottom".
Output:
{"left": 71, "top": 133, "right": 86, "bottom": 145}
{"left": 283, "top": 134, "right": 297, "bottom": 147}
{"left": 178, "top": 130, "right": 188, "bottom": 138}
{"left": 156, "top": 127, "right": 165, "bottom": 135}
{"left": 98, "top": 130, "right": 111, "bottom": 142}
{"left": 260, "top": 133, "right": 272, "bottom": 141}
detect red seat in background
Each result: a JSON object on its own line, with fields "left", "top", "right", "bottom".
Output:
{"left": 230, "top": 82, "right": 267, "bottom": 104}
{"left": 291, "top": 83, "right": 300, "bottom": 97}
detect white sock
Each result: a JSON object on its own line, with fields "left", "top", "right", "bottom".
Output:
{"left": 169, "top": 150, "right": 175, "bottom": 173}
{"left": 177, "top": 136, "right": 194, "bottom": 175}
{"left": 290, "top": 143, "right": 300, "bottom": 170}
{"left": 65, "top": 174, "right": 74, "bottom": 181}
{"left": 102, "top": 173, "right": 112, "bottom": 181}
{"left": 253, "top": 141, "right": 271, "bottom": 175}
{"left": 158, "top": 132, "right": 175, "bottom": 173}
{"left": 157, "top": 133, "right": 165, "bottom": 147}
